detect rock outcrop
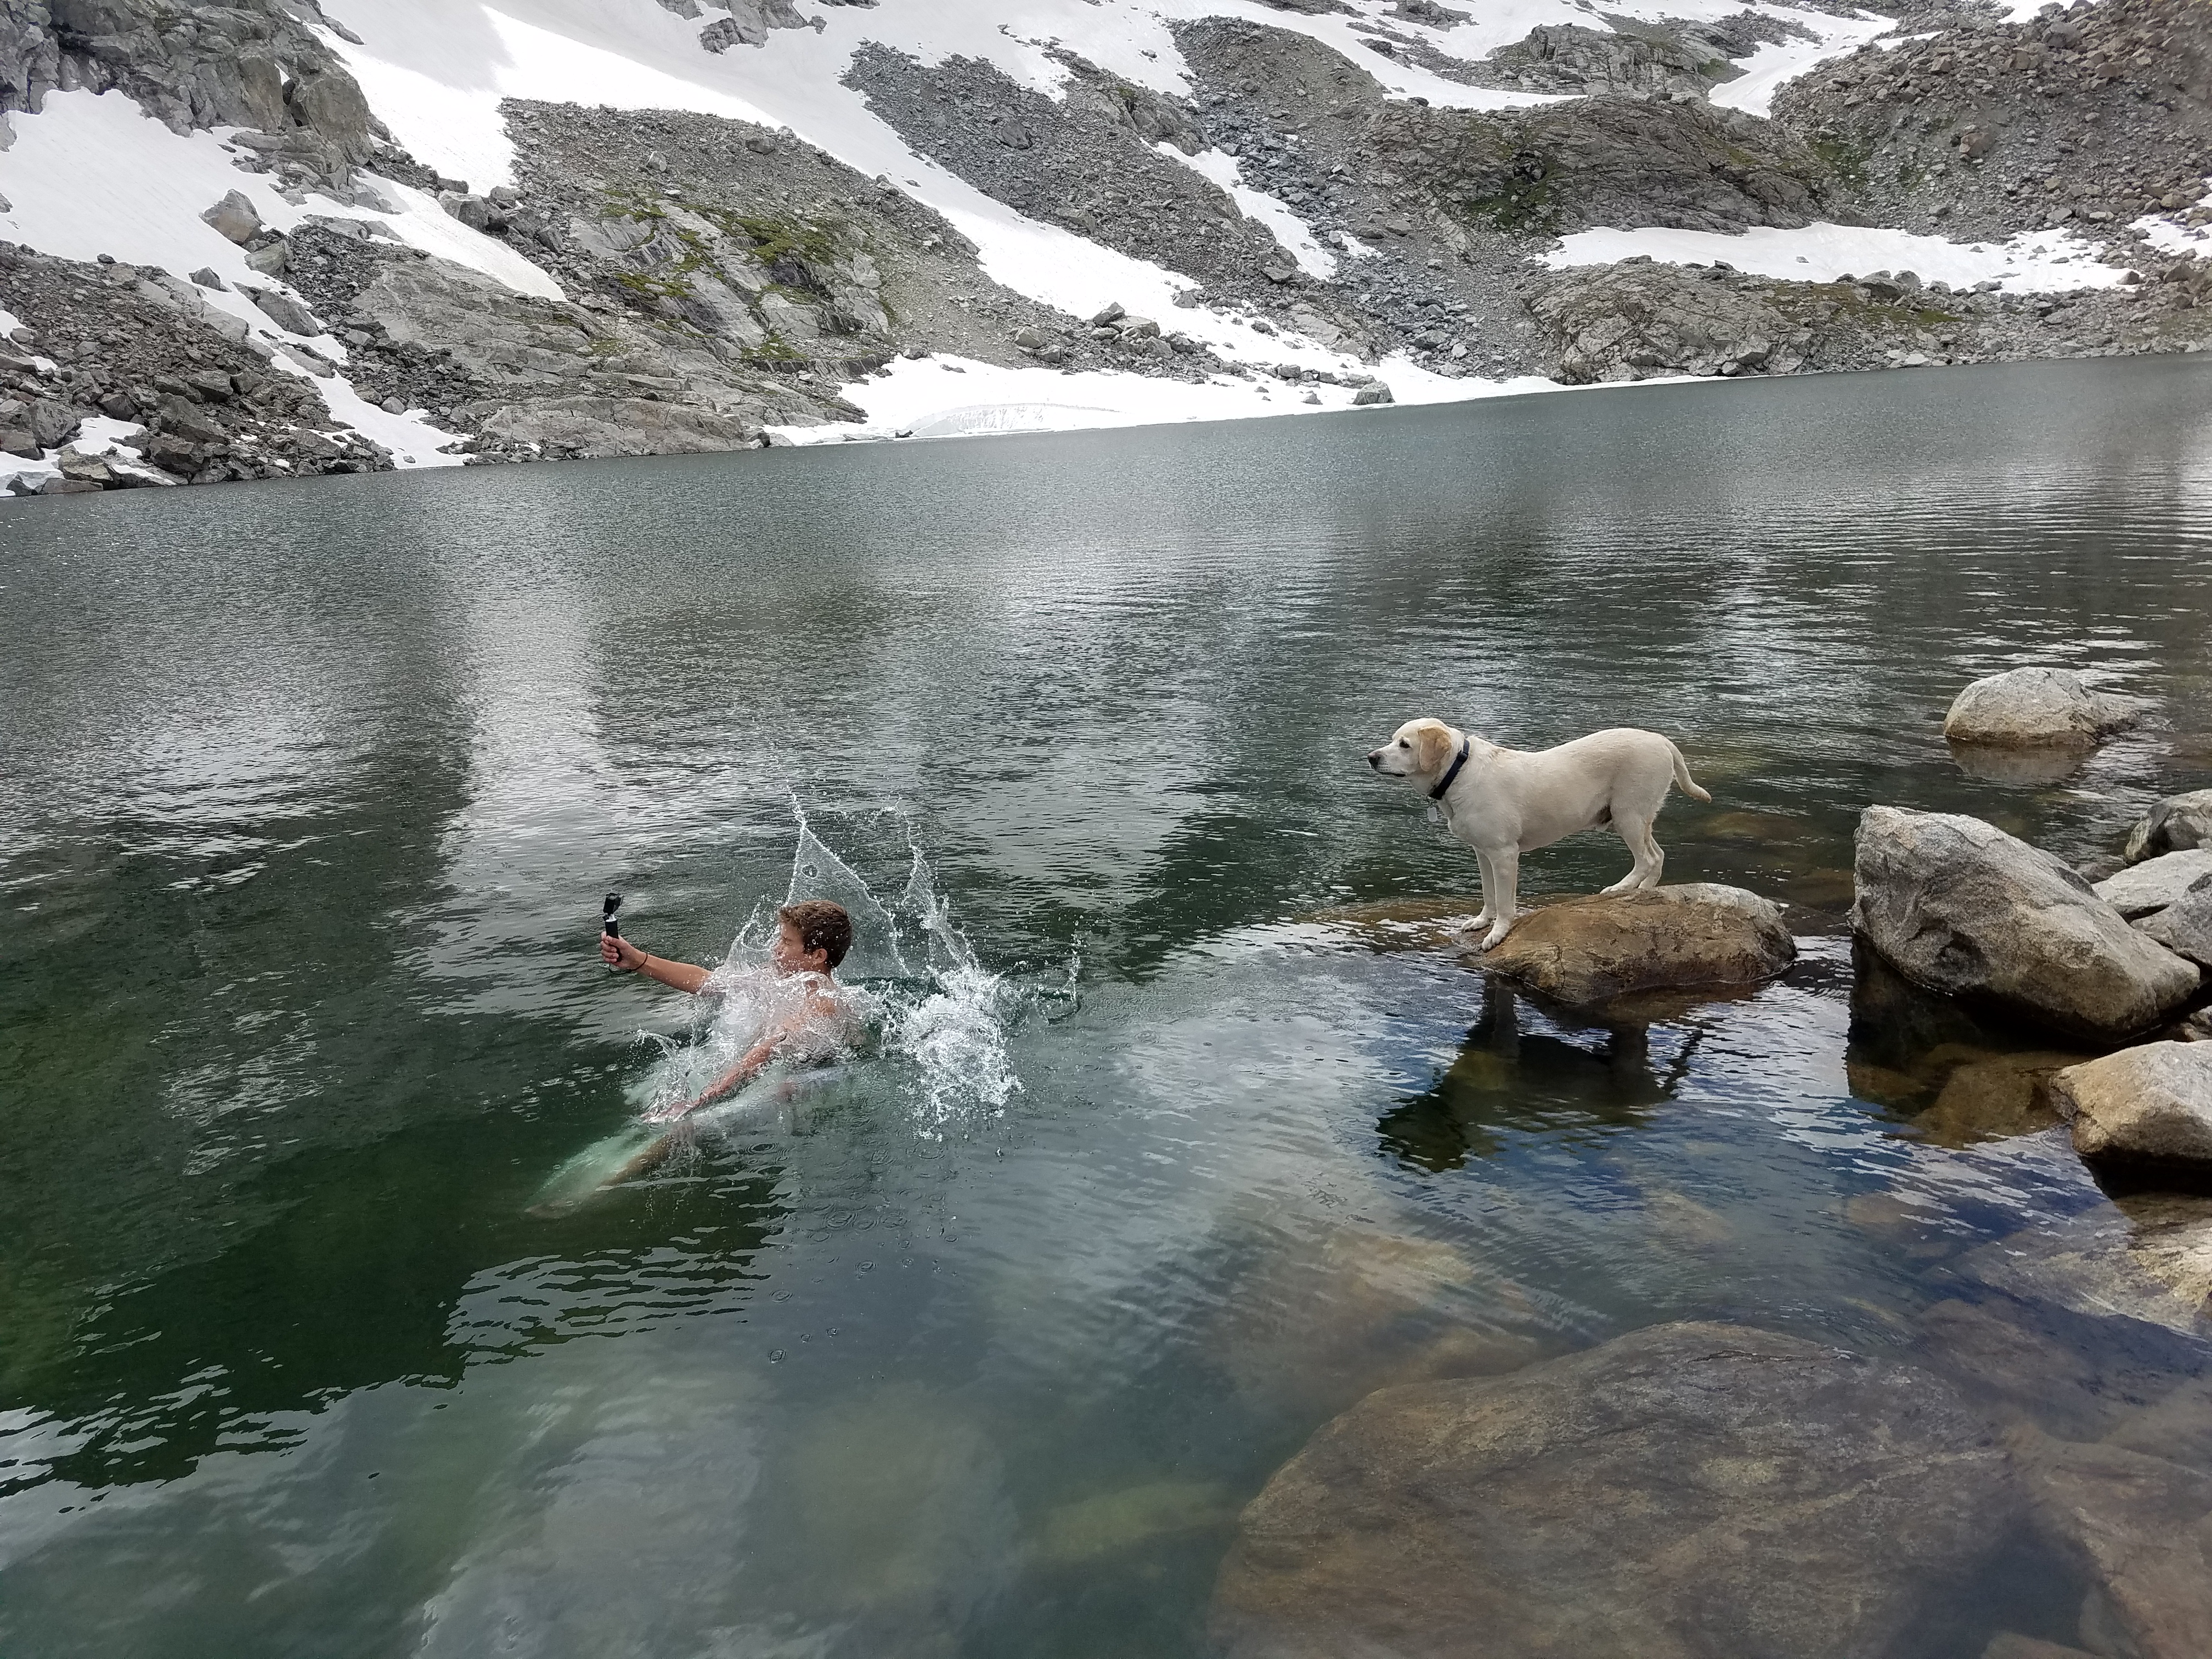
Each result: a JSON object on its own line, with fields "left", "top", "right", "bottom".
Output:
{"left": 1943, "top": 667, "right": 2151, "bottom": 747}
{"left": 2053, "top": 1043, "right": 2212, "bottom": 1172}
{"left": 1474, "top": 883, "right": 1794, "bottom": 1007}
{"left": 1212, "top": 1322, "right": 2018, "bottom": 1659}
{"left": 1852, "top": 807, "right": 2200, "bottom": 1041}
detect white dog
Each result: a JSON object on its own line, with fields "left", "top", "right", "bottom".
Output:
{"left": 1366, "top": 719, "right": 1711, "bottom": 950}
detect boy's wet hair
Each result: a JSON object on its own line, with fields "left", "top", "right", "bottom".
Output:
{"left": 778, "top": 900, "right": 853, "bottom": 969}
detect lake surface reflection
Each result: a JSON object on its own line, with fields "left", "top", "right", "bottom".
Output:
{"left": 4, "top": 358, "right": 2212, "bottom": 1657}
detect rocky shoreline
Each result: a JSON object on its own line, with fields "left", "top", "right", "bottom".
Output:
{"left": 1281, "top": 662, "right": 2212, "bottom": 1659}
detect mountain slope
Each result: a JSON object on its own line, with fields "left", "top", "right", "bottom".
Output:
{"left": 1, "top": 0, "right": 2207, "bottom": 493}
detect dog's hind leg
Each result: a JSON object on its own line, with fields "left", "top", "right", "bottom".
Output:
{"left": 1476, "top": 849, "right": 1520, "bottom": 950}
{"left": 1602, "top": 812, "right": 1666, "bottom": 893}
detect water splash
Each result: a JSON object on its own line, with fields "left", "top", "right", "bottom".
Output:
{"left": 545, "top": 808, "right": 1043, "bottom": 1214}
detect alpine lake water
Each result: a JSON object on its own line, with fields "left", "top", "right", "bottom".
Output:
{"left": 4, "top": 356, "right": 2212, "bottom": 1658}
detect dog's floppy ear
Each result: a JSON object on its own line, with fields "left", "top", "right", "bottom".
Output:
{"left": 1414, "top": 720, "right": 1454, "bottom": 774}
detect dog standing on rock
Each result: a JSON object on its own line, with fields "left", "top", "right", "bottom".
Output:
{"left": 1366, "top": 719, "right": 1711, "bottom": 950}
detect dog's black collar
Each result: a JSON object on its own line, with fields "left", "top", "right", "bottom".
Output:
{"left": 1429, "top": 737, "right": 1471, "bottom": 802}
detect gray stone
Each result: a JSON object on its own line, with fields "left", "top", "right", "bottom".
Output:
{"left": 1351, "top": 381, "right": 1393, "bottom": 404}
{"left": 1852, "top": 808, "right": 2200, "bottom": 1041}
{"left": 2095, "top": 851, "right": 2212, "bottom": 918}
{"left": 26, "top": 398, "right": 80, "bottom": 449}
{"left": 244, "top": 236, "right": 292, "bottom": 276}
{"left": 1475, "top": 883, "right": 1794, "bottom": 1008}
{"left": 2140, "top": 884, "right": 2212, "bottom": 968}
{"left": 200, "top": 189, "right": 262, "bottom": 244}
{"left": 188, "top": 267, "right": 226, "bottom": 290}
{"left": 37, "top": 476, "right": 100, "bottom": 494}
{"left": 242, "top": 287, "right": 323, "bottom": 337}
{"left": 1943, "top": 667, "right": 2151, "bottom": 747}
{"left": 2127, "top": 791, "right": 2212, "bottom": 864}
{"left": 2053, "top": 1043, "right": 2212, "bottom": 1172}
{"left": 0, "top": 427, "right": 39, "bottom": 458}
{"left": 1212, "top": 1322, "right": 2017, "bottom": 1659}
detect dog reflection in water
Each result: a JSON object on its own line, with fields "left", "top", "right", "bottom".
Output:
{"left": 1379, "top": 979, "right": 1705, "bottom": 1172}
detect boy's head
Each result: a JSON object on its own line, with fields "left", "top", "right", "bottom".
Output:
{"left": 774, "top": 900, "right": 853, "bottom": 975}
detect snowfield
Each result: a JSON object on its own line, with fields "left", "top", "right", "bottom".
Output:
{"left": 1547, "top": 221, "right": 2133, "bottom": 292}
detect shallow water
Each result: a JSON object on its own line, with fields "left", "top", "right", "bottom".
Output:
{"left": 4, "top": 358, "right": 2212, "bottom": 1657}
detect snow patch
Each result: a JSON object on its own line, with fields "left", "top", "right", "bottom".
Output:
{"left": 778, "top": 351, "right": 1555, "bottom": 444}
{"left": 2134, "top": 195, "right": 2212, "bottom": 256}
{"left": 1708, "top": 10, "right": 1895, "bottom": 117}
{"left": 1166, "top": 145, "right": 1336, "bottom": 278}
{"left": 1547, "top": 221, "right": 2129, "bottom": 292}
{"left": 0, "top": 90, "right": 557, "bottom": 317}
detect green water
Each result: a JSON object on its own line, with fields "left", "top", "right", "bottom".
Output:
{"left": 4, "top": 359, "right": 2211, "bottom": 1657}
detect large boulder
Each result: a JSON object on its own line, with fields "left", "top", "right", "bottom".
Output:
{"left": 1852, "top": 808, "right": 2200, "bottom": 1041}
{"left": 2052, "top": 1043, "right": 2212, "bottom": 1173}
{"left": 2096, "top": 851, "right": 2212, "bottom": 918}
{"left": 1474, "top": 883, "right": 1793, "bottom": 1006}
{"left": 1942, "top": 667, "right": 2150, "bottom": 747}
{"left": 200, "top": 188, "right": 262, "bottom": 244}
{"left": 1211, "top": 1322, "right": 2018, "bottom": 1659}
{"left": 2125, "top": 790, "right": 2212, "bottom": 864}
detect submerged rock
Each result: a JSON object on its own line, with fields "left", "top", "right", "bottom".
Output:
{"left": 1852, "top": 808, "right": 2200, "bottom": 1042}
{"left": 2053, "top": 1043, "right": 2212, "bottom": 1173}
{"left": 2010, "top": 1430, "right": 2212, "bottom": 1659}
{"left": 1909, "top": 1047, "right": 2084, "bottom": 1147}
{"left": 1211, "top": 1322, "right": 2017, "bottom": 1659}
{"left": 1942, "top": 667, "right": 2151, "bottom": 748}
{"left": 1473, "top": 883, "right": 1793, "bottom": 1007}
{"left": 2125, "top": 791, "right": 2212, "bottom": 864}
{"left": 1956, "top": 1192, "right": 2212, "bottom": 1337}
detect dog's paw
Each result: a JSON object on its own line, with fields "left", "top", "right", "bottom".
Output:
{"left": 1475, "top": 923, "right": 1514, "bottom": 951}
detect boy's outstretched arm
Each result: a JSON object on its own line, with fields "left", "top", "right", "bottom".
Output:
{"left": 601, "top": 932, "right": 715, "bottom": 995}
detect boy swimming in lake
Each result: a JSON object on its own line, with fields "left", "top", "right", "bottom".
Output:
{"left": 600, "top": 899, "right": 861, "bottom": 1122}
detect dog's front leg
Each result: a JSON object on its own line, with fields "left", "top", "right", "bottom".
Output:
{"left": 1469, "top": 848, "right": 1497, "bottom": 930}
{"left": 1475, "top": 848, "right": 1520, "bottom": 950}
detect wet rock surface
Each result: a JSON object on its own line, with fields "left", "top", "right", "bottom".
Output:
{"left": 1852, "top": 806, "right": 2200, "bottom": 1041}
{"left": 1212, "top": 1321, "right": 2019, "bottom": 1659}
{"left": 2054, "top": 1043, "right": 2212, "bottom": 1173}
{"left": 1474, "top": 883, "right": 1795, "bottom": 1008}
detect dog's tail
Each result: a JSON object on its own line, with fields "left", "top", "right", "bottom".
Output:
{"left": 1669, "top": 741, "right": 1712, "bottom": 803}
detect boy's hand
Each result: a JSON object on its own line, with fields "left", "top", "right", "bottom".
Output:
{"left": 601, "top": 933, "right": 647, "bottom": 972}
